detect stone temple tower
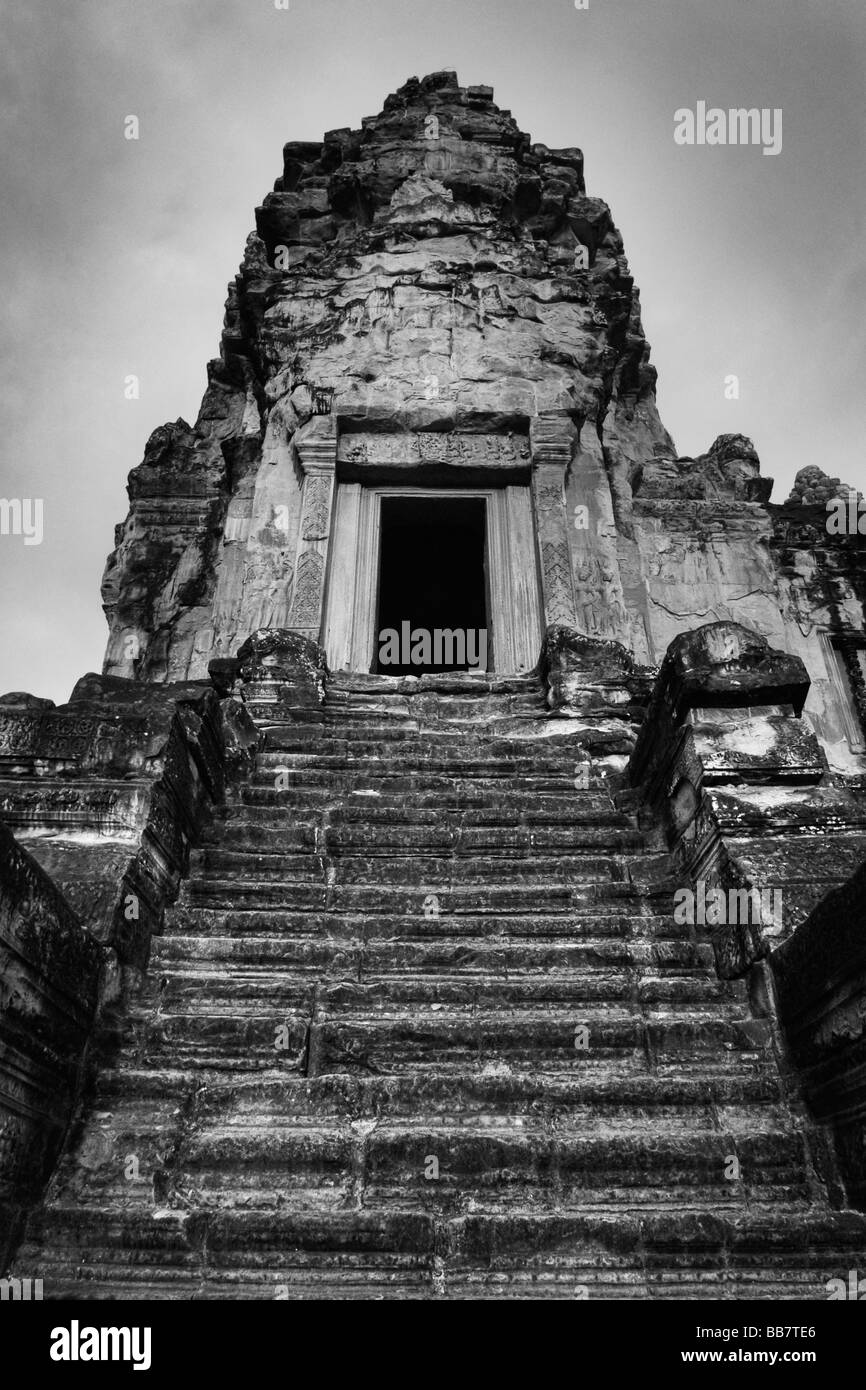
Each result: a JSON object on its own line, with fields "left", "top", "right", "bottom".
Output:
{"left": 100, "top": 68, "right": 669, "bottom": 682}
{"left": 2, "top": 73, "right": 866, "bottom": 1298}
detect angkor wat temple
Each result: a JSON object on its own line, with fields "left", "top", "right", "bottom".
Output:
{"left": 2, "top": 72, "right": 865, "bottom": 1299}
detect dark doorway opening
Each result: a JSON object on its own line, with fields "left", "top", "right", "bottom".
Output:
{"left": 375, "top": 496, "right": 489, "bottom": 674}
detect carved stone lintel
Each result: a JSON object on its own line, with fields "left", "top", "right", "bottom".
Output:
{"left": 337, "top": 432, "right": 531, "bottom": 470}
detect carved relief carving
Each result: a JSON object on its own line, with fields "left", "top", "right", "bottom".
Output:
{"left": 530, "top": 417, "right": 578, "bottom": 629}
{"left": 535, "top": 483, "right": 563, "bottom": 511}
{"left": 291, "top": 549, "right": 325, "bottom": 627}
{"left": 0, "top": 714, "right": 41, "bottom": 754}
{"left": 40, "top": 717, "right": 99, "bottom": 758}
{"left": 541, "top": 539, "right": 576, "bottom": 625}
{"left": 574, "top": 554, "right": 628, "bottom": 637}
{"left": 288, "top": 417, "right": 338, "bottom": 635}
{"left": 300, "top": 476, "right": 332, "bottom": 541}
{"left": 339, "top": 433, "right": 530, "bottom": 468}
{"left": 0, "top": 713, "right": 104, "bottom": 759}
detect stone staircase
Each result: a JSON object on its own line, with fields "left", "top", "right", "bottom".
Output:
{"left": 15, "top": 672, "right": 866, "bottom": 1298}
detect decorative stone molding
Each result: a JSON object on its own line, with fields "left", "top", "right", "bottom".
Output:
{"left": 294, "top": 414, "right": 339, "bottom": 475}
{"left": 300, "top": 475, "right": 332, "bottom": 541}
{"left": 338, "top": 432, "right": 531, "bottom": 475}
{"left": 288, "top": 416, "right": 338, "bottom": 639}
{"left": 530, "top": 417, "right": 578, "bottom": 629}
{"left": 290, "top": 549, "right": 326, "bottom": 628}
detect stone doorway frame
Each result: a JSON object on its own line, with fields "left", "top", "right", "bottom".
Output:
{"left": 323, "top": 483, "right": 544, "bottom": 674}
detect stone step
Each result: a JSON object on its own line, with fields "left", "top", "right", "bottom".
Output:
{"left": 152, "top": 933, "right": 714, "bottom": 972}
{"left": 192, "top": 849, "right": 630, "bottom": 884}
{"left": 164, "top": 906, "right": 683, "bottom": 940}
{"left": 238, "top": 775, "right": 617, "bottom": 801}
{"left": 138, "top": 964, "right": 743, "bottom": 1010}
{"left": 323, "top": 687, "right": 543, "bottom": 706}
{"left": 201, "top": 822, "right": 647, "bottom": 855}
{"left": 122, "top": 1000, "right": 769, "bottom": 1072}
{"left": 311, "top": 710, "right": 548, "bottom": 734}
{"left": 171, "top": 1124, "right": 810, "bottom": 1208}
{"left": 235, "top": 785, "right": 628, "bottom": 814}
{"left": 254, "top": 736, "right": 610, "bottom": 760}
{"left": 180, "top": 880, "right": 674, "bottom": 915}
{"left": 262, "top": 723, "right": 571, "bottom": 747}
{"left": 322, "top": 689, "right": 544, "bottom": 710}
{"left": 44, "top": 1106, "right": 806, "bottom": 1213}
{"left": 308, "top": 1007, "right": 769, "bottom": 1073}
{"left": 232, "top": 802, "right": 635, "bottom": 828}
{"left": 252, "top": 750, "right": 613, "bottom": 774}
{"left": 326, "top": 672, "right": 543, "bottom": 697}
{"left": 18, "top": 1206, "right": 866, "bottom": 1300}
{"left": 32, "top": 1125, "right": 787, "bottom": 1217}
{"left": 324, "top": 681, "right": 543, "bottom": 703}
{"left": 90, "top": 1068, "right": 786, "bottom": 1114}
{"left": 18, "top": 668, "right": 857, "bottom": 1303}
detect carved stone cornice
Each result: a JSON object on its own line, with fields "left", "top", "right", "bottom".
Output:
{"left": 294, "top": 416, "right": 338, "bottom": 475}
{"left": 529, "top": 416, "right": 576, "bottom": 471}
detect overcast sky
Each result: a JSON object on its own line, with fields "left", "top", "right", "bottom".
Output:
{"left": 1, "top": 0, "right": 864, "bottom": 703}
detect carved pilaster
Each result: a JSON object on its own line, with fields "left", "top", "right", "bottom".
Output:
{"left": 530, "top": 417, "right": 578, "bottom": 628}
{"left": 288, "top": 416, "right": 338, "bottom": 639}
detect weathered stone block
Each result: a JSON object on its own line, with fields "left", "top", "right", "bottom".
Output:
{"left": 690, "top": 705, "right": 825, "bottom": 784}
{"left": 628, "top": 623, "right": 844, "bottom": 979}
{"left": 0, "top": 823, "right": 105, "bottom": 1266}
{"left": 0, "top": 678, "right": 232, "bottom": 973}
{"left": 541, "top": 624, "right": 648, "bottom": 715}
{"left": 237, "top": 629, "right": 327, "bottom": 711}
